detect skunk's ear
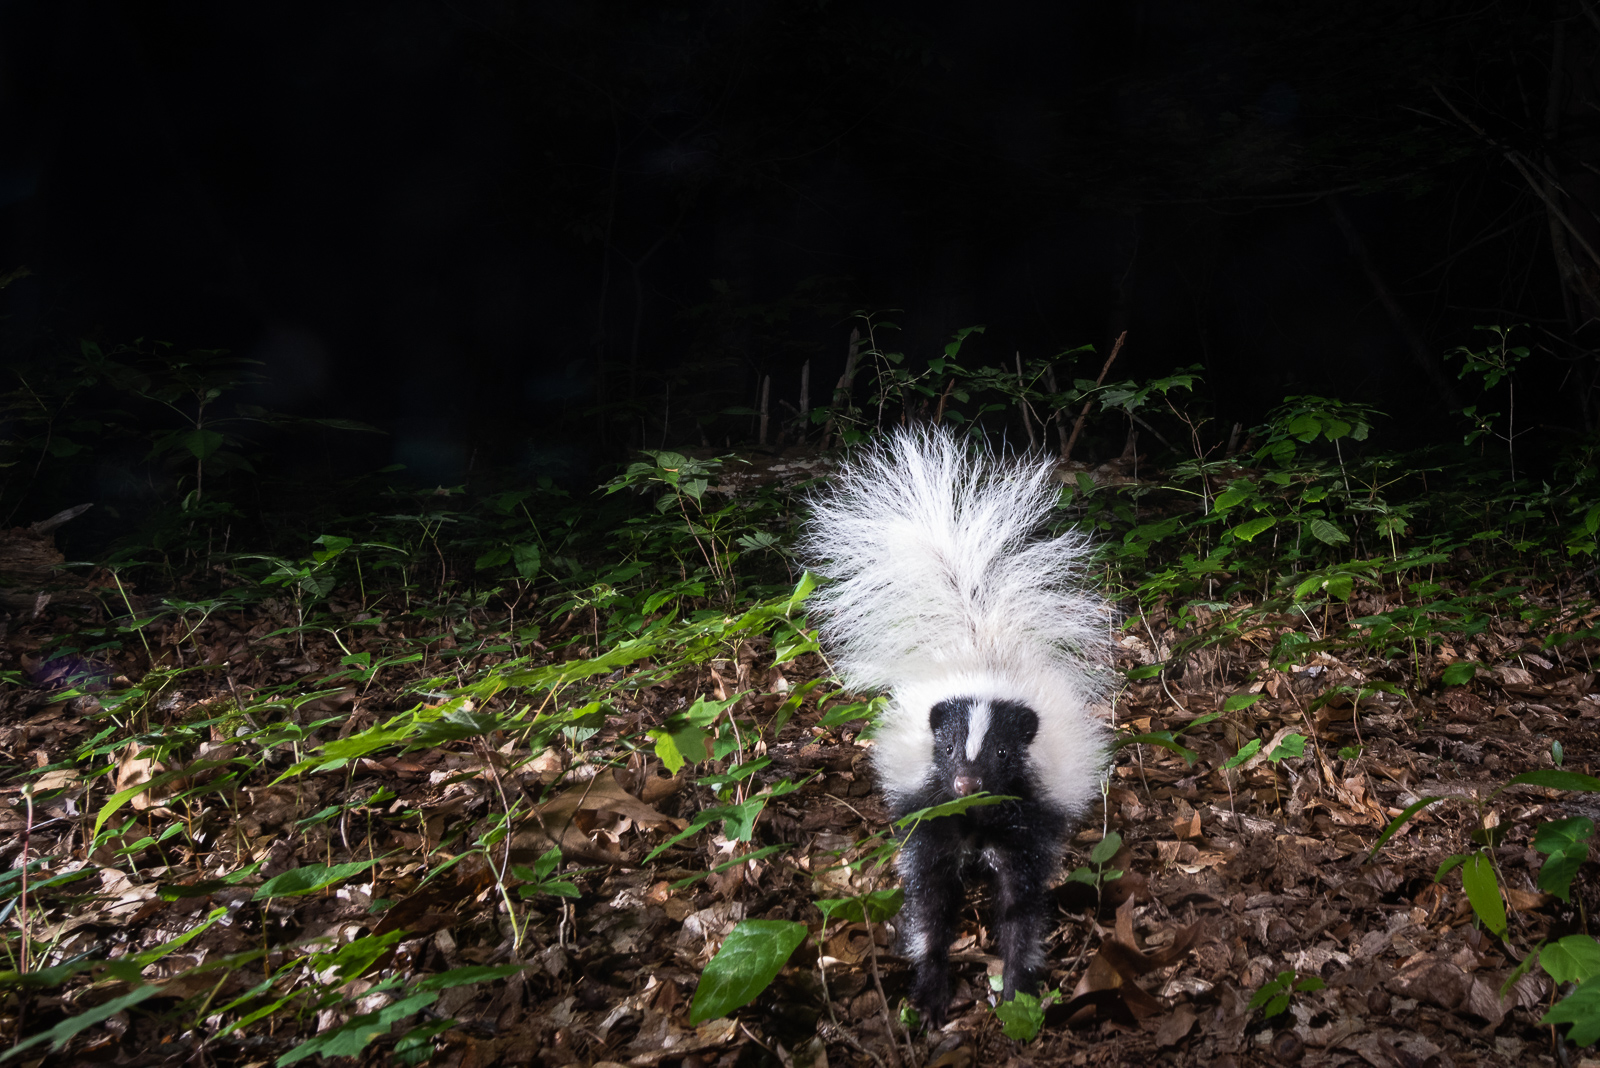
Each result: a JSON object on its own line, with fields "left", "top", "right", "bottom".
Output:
{"left": 995, "top": 701, "right": 1038, "bottom": 746}
{"left": 1014, "top": 707, "right": 1039, "bottom": 746}
{"left": 928, "top": 698, "right": 962, "bottom": 733}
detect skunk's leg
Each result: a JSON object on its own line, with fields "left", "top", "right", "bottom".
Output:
{"left": 992, "top": 841, "right": 1055, "bottom": 1001}
{"left": 899, "top": 828, "right": 964, "bottom": 1026}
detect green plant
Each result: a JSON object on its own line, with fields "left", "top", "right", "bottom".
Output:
{"left": 1249, "top": 969, "right": 1325, "bottom": 1019}
{"left": 1447, "top": 324, "right": 1532, "bottom": 479}
{"left": 989, "top": 978, "right": 1060, "bottom": 1040}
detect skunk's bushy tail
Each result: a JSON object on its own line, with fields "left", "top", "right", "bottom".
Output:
{"left": 803, "top": 426, "right": 1109, "bottom": 696}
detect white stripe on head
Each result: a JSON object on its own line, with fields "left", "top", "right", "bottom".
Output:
{"left": 965, "top": 701, "right": 990, "bottom": 761}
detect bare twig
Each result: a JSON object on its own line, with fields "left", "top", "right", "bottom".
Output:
{"left": 1062, "top": 332, "right": 1126, "bottom": 462}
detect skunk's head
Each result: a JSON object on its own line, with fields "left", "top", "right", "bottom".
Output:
{"left": 927, "top": 696, "right": 1038, "bottom": 800}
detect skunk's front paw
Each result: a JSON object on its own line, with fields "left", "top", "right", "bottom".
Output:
{"left": 909, "top": 963, "right": 952, "bottom": 1029}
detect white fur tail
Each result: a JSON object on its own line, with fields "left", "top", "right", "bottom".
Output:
{"left": 802, "top": 426, "right": 1108, "bottom": 694}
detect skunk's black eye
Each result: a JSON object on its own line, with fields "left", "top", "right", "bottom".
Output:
{"left": 945, "top": 744, "right": 956, "bottom": 756}
{"left": 996, "top": 747, "right": 1007, "bottom": 760}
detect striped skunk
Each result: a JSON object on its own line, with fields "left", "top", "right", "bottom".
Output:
{"left": 803, "top": 426, "right": 1110, "bottom": 1026}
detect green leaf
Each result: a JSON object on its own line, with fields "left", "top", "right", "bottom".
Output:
{"left": 1460, "top": 854, "right": 1506, "bottom": 935}
{"left": 1369, "top": 796, "right": 1444, "bottom": 858}
{"left": 689, "top": 920, "right": 809, "bottom": 1023}
{"left": 1542, "top": 935, "right": 1600, "bottom": 986}
{"left": 134, "top": 906, "right": 228, "bottom": 966}
{"left": 993, "top": 989, "right": 1048, "bottom": 1040}
{"left": 894, "top": 793, "right": 1011, "bottom": 828}
{"left": 92, "top": 759, "right": 233, "bottom": 841}
{"left": 1229, "top": 517, "right": 1276, "bottom": 543}
{"left": 253, "top": 859, "right": 379, "bottom": 901}
{"left": 1441, "top": 661, "right": 1478, "bottom": 687}
{"left": 412, "top": 964, "right": 524, "bottom": 991}
{"left": 1498, "top": 770, "right": 1600, "bottom": 796}
{"left": 1542, "top": 973, "right": 1600, "bottom": 1047}
{"left": 182, "top": 428, "right": 227, "bottom": 461}
{"left": 0, "top": 984, "right": 162, "bottom": 1061}
{"left": 1308, "top": 518, "right": 1349, "bottom": 545}
{"left": 1089, "top": 831, "right": 1123, "bottom": 866}
{"left": 395, "top": 1019, "right": 454, "bottom": 1067}
{"left": 1534, "top": 818, "right": 1595, "bottom": 902}
{"left": 1267, "top": 734, "right": 1307, "bottom": 763}
{"left": 1112, "top": 730, "right": 1196, "bottom": 765}
{"left": 1248, "top": 971, "right": 1294, "bottom": 1016}
{"left": 1222, "top": 738, "right": 1261, "bottom": 770}
{"left": 814, "top": 889, "right": 905, "bottom": 925}
{"left": 511, "top": 542, "right": 541, "bottom": 580}
{"left": 1222, "top": 693, "right": 1265, "bottom": 712}
{"left": 278, "top": 990, "right": 440, "bottom": 1065}
{"left": 307, "top": 931, "right": 406, "bottom": 984}
{"left": 1213, "top": 484, "right": 1252, "bottom": 512}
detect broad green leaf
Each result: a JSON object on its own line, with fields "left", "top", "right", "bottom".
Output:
{"left": 1308, "top": 518, "right": 1349, "bottom": 545}
{"left": 1441, "top": 661, "right": 1477, "bottom": 687}
{"left": 1542, "top": 935, "right": 1600, "bottom": 986}
{"left": 1222, "top": 693, "right": 1265, "bottom": 713}
{"left": 182, "top": 428, "right": 226, "bottom": 460}
{"left": 308, "top": 931, "right": 406, "bottom": 984}
{"left": 1230, "top": 516, "right": 1276, "bottom": 542}
{"left": 278, "top": 990, "right": 440, "bottom": 1065}
{"left": 0, "top": 984, "right": 161, "bottom": 1061}
{"left": 1222, "top": 738, "right": 1261, "bottom": 770}
{"left": 1267, "top": 734, "right": 1307, "bottom": 763}
{"left": 649, "top": 721, "right": 708, "bottom": 775}
{"left": 1460, "top": 854, "right": 1506, "bottom": 935}
{"left": 511, "top": 542, "right": 541, "bottom": 580}
{"left": 993, "top": 989, "right": 1048, "bottom": 1040}
{"left": 690, "top": 920, "right": 808, "bottom": 1024}
{"left": 1534, "top": 818, "right": 1595, "bottom": 901}
{"left": 1542, "top": 973, "right": 1600, "bottom": 1047}
{"left": 1213, "top": 484, "right": 1252, "bottom": 511}
{"left": 1090, "top": 831, "right": 1123, "bottom": 866}
{"left": 253, "top": 859, "right": 379, "bottom": 901}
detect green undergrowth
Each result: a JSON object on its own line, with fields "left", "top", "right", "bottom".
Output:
{"left": 5, "top": 322, "right": 1600, "bottom": 1059}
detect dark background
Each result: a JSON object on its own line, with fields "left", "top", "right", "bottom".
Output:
{"left": 3, "top": 1, "right": 1598, "bottom": 493}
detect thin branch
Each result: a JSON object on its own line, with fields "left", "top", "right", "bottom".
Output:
{"left": 1062, "top": 332, "right": 1126, "bottom": 463}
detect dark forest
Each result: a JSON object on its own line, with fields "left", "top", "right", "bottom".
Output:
{"left": 4, "top": 3, "right": 1600, "bottom": 1066}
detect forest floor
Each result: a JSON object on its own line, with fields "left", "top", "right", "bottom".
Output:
{"left": 3, "top": 531, "right": 1600, "bottom": 1068}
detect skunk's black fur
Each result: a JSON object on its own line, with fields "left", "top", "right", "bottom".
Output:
{"left": 804, "top": 427, "right": 1109, "bottom": 1026}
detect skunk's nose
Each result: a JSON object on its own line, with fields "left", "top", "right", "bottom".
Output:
{"left": 952, "top": 775, "right": 980, "bottom": 796}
